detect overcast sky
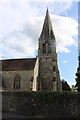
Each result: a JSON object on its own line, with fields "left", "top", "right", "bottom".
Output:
{"left": 0, "top": 0, "right": 79, "bottom": 87}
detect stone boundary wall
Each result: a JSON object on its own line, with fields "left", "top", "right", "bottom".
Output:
{"left": 2, "top": 91, "right": 80, "bottom": 118}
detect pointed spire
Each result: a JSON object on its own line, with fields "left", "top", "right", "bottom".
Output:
{"left": 39, "top": 8, "right": 55, "bottom": 41}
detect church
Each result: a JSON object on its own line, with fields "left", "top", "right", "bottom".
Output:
{"left": 1, "top": 9, "right": 62, "bottom": 91}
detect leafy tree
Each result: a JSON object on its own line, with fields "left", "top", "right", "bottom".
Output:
{"left": 75, "top": 66, "right": 80, "bottom": 92}
{"left": 62, "top": 79, "right": 71, "bottom": 91}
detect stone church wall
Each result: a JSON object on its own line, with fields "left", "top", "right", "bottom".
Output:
{"left": 2, "top": 70, "right": 34, "bottom": 91}
{"left": 33, "top": 57, "right": 38, "bottom": 91}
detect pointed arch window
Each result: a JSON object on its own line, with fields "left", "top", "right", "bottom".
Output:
{"left": 2, "top": 79, "right": 6, "bottom": 89}
{"left": 30, "top": 77, "right": 33, "bottom": 90}
{"left": 48, "top": 43, "right": 51, "bottom": 53}
{"left": 53, "top": 77, "right": 56, "bottom": 82}
{"left": 14, "top": 74, "right": 21, "bottom": 90}
{"left": 53, "top": 66, "right": 56, "bottom": 72}
{"left": 42, "top": 44, "right": 46, "bottom": 54}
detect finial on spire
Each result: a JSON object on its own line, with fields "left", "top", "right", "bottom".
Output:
{"left": 47, "top": 7, "right": 48, "bottom": 12}
{"left": 46, "top": 7, "right": 49, "bottom": 17}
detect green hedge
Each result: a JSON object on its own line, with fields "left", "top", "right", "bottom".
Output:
{"left": 2, "top": 91, "right": 78, "bottom": 101}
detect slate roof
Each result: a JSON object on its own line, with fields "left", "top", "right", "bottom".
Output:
{"left": 1, "top": 58, "right": 36, "bottom": 71}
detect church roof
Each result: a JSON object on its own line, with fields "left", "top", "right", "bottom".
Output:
{"left": 1, "top": 58, "right": 36, "bottom": 71}
{"left": 39, "top": 8, "right": 55, "bottom": 40}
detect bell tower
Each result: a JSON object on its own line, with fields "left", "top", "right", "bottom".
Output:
{"left": 38, "top": 9, "right": 62, "bottom": 91}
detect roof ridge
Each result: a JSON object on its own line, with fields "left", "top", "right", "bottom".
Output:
{"left": 1, "top": 58, "right": 36, "bottom": 61}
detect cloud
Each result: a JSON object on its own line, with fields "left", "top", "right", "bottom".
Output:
{"left": 0, "top": 1, "right": 78, "bottom": 59}
{"left": 0, "top": 0, "right": 73, "bottom": 35}
{"left": 32, "top": 1, "right": 72, "bottom": 15}
{"left": 51, "top": 15, "right": 78, "bottom": 53}
{"left": 63, "top": 60, "right": 67, "bottom": 64}
{"left": 67, "top": 81, "right": 76, "bottom": 88}
{"left": 1, "top": 14, "right": 77, "bottom": 59}
{"left": 2, "top": 16, "right": 42, "bottom": 58}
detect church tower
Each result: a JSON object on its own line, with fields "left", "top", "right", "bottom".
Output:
{"left": 37, "top": 9, "right": 62, "bottom": 91}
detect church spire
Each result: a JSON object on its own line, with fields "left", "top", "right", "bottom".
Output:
{"left": 39, "top": 8, "right": 55, "bottom": 41}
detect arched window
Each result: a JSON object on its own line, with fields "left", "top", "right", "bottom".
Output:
{"left": 53, "top": 66, "right": 56, "bottom": 72}
{"left": 30, "top": 77, "right": 33, "bottom": 90}
{"left": 48, "top": 43, "right": 51, "bottom": 53}
{"left": 53, "top": 77, "right": 56, "bottom": 82}
{"left": 42, "top": 44, "right": 46, "bottom": 54}
{"left": 2, "top": 79, "right": 6, "bottom": 89}
{"left": 14, "top": 74, "right": 21, "bottom": 90}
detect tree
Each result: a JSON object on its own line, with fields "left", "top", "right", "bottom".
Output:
{"left": 62, "top": 79, "right": 71, "bottom": 91}
{"left": 75, "top": 66, "right": 80, "bottom": 92}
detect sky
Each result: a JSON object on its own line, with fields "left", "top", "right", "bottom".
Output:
{"left": 0, "top": 0, "right": 79, "bottom": 87}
